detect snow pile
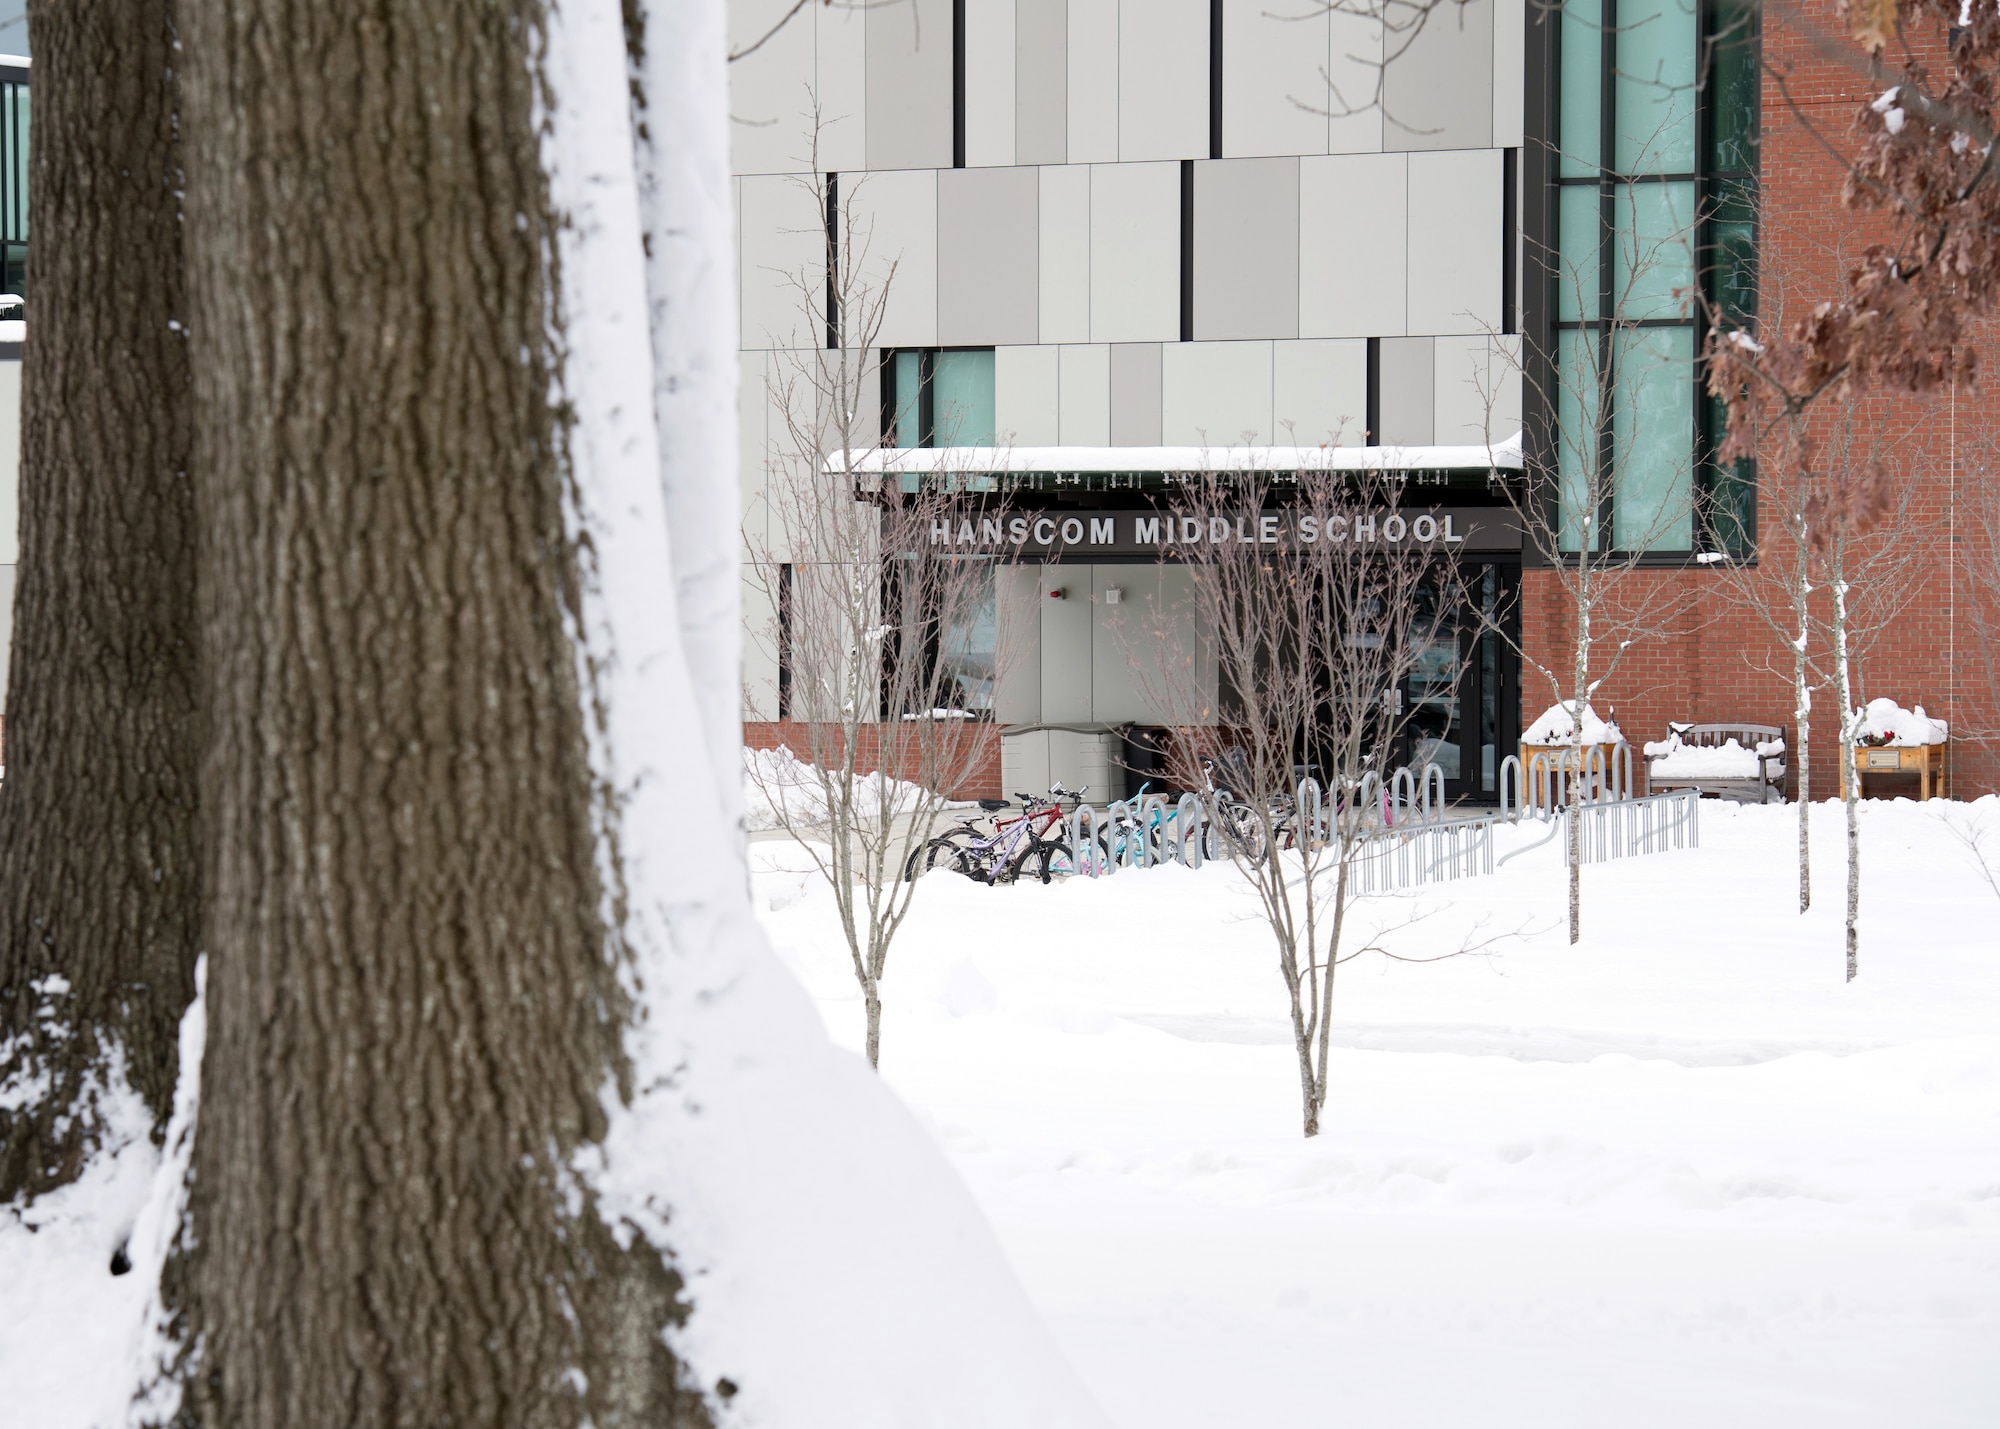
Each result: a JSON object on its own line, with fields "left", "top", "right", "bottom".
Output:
{"left": 1523, "top": 700, "right": 1624, "bottom": 746}
{"left": 1853, "top": 697, "right": 1948, "bottom": 746}
{"left": 1643, "top": 729, "right": 1785, "bottom": 779}
{"left": 743, "top": 745, "right": 930, "bottom": 832}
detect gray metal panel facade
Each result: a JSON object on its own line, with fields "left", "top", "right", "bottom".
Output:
{"left": 1108, "top": 343, "right": 1163, "bottom": 445}
{"left": 866, "top": 0, "right": 954, "bottom": 171}
{"left": 1015, "top": 0, "right": 1069, "bottom": 164}
{"left": 1377, "top": 336, "right": 1436, "bottom": 445}
{"left": 1194, "top": 158, "right": 1300, "bottom": 341}
{"left": 938, "top": 166, "right": 1041, "bottom": 346}
{"left": 1383, "top": 0, "right": 1495, "bottom": 152}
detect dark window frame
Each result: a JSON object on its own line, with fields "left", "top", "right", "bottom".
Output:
{"left": 1545, "top": 0, "right": 1759, "bottom": 564}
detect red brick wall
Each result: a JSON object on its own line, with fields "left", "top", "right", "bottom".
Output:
{"left": 743, "top": 719, "right": 1003, "bottom": 799}
{"left": 1521, "top": 8, "right": 2000, "bottom": 798}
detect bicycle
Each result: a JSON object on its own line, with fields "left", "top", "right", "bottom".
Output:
{"left": 904, "top": 785, "right": 1080, "bottom": 884}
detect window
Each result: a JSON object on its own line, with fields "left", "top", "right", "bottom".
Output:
{"left": 0, "top": 73, "right": 25, "bottom": 303}
{"left": 1553, "top": 0, "right": 1757, "bottom": 556}
{"left": 882, "top": 348, "right": 996, "bottom": 448}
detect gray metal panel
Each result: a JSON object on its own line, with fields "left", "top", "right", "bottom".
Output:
{"left": 1109, "top": 343, "right": 1163, "bottom": 445}
{"left": 0, "top": 564, "right": 11, "bottom": 706}
{"left": 1383, "top": 0, "right": 1494, "bottom": 152}
{"left": 1041, "top": 571, "right": 1094, "bottom": 721}
{"left": 867, "top": 0, "right": 954, "bottom": 170}
{"left": 996, "top": 566, "right": 1045, "bottom": 723}
{"left": 938, "top": 167, "right": 1041, "bottom": 346}
{"left": 1194, "top": 158, "right": 1300, "bottom": 340}
{"left": 1016, "top": 0, "right": 1068, "bottom": 165}
{"left": 1377, "top": 336, "right": 1435, "bottom": 444}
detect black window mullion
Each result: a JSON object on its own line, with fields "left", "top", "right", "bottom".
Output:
{"left": 918, "top": 349, "right": 936, "bottom": 448}
{"left": 1597, "top": 0, "right": 1618, "bottom": 551}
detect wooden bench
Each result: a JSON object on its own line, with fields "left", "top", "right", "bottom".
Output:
{"left": 1644, "top": 723, "right": 1787, "bottom": 805}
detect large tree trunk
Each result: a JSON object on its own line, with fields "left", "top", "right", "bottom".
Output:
{"left": 166, "top": 0, "right": 711, "bottom": 1422}
{"left": 0, "top": 0, "right": 200, "bottom": 1202}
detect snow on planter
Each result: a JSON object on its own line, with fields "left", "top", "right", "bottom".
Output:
{"left": 1853, "top": 697, "right": 1948, "bottom": 747}
{"left": 1522, "top": 700, "right": 1624, "bottom": 746}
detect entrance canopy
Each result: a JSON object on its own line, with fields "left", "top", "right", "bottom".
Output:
{"left": 828, "top": 433, "right": 1524, "bottom": 478}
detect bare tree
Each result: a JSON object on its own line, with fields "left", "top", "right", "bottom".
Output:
{"left": 1478, "top": 177, "right": 1702, "bottom": 945}
{"left": 743, "top": 148, "right": 1012, "bottom": 1070}
{"left": 1133, "top": 461, "right": 1471, "bottom": 1137}
{"left": 1806, "top": 403, "right": 1927, "bottom": 979}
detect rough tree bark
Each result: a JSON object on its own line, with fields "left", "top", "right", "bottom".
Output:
{"left": 0, "top": 0, "right": 200, "bottom": 1203}
{"left": 165, "top": 0, "right": 712, "bottom": 1422}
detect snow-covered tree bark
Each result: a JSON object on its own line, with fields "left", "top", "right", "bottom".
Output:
{"left": 0, "top": 0, "right": 200, "bottom": 1204}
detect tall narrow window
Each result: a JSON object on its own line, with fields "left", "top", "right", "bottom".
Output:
{"left": 1552, "top": 0, "right": 1756, "bottom": 556}
{"left": 777, "top": 562, "right": 795, "bottom": 720}
{"left": 0, "top": 71, "right": 29, "bottom": 300}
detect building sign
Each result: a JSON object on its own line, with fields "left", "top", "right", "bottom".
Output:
{"left": 918, "top": 506, "right": 1522, "bottom": 559}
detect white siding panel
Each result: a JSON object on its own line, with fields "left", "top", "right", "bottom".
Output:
{"left": 1223, "top": 0, "right": 1330, "bottom": 158}
{"left": 730, "top": 0, "right": 818, "bottom": 174}
{"left": 1326, "top": 6, "right": 1385, "bottom": 154}
{"left": 1383, "top": 0, "right": 1493, "bottom": 152}
{"left": 742, "top": 569, "right": 780, "bottom": 721}
{"left": 1160, "top": 341, "right": 1274, "bottom": 446}
{"left": 1118, "top": 0, "right": 1208, "bottom": 161}
{"left": 996, "top": 344, "right": 1062, "bottom": 445}
{"left": 1039, "top": 165, "right": 1092, "bottom": 343}
{"left": 739, "top": 174, "right": 825, "bottom": 350}
{"left": 1493, "top": 0, "right": 1525, "bottom": 149}
{"left": 0, "top": 563, "right": 12, "bottom": 705}
{"left": 816, "top": 0, "right": 869, "bottom": 172}
{"left": 0, "top": 361, "right": 16, "bottom": 565}
{"left": 1297, "top": 153, "right": 1406, "bottom": 338}
{"left": 1067, "top": 0, "right": 1120, "bottom": 164}
{"left": 1432, "top": 332, "right": 1520, "bottom": 446}
{"left": 965, "top": 0, "right": 1017, "bottom": 166}
{"left": 1088, "top": 162, "right": 1179, "bottom": 343}
{"left": 738, "top": 350, "right": 770, "bottom": 552}
{"left": 854, "top": 167, "right": 940, "bottom": 348}
{"left": 1058, "top": 344, "right": 1111, "bottom": 445}
{"left": 1407, "top": 149, "right": 1502, "bottom": 335}
{"left": 1273, "top": 338, "right": 1367, "bottom": 446}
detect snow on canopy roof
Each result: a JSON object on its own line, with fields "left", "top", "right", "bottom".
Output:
{"left": 826, "top": 432, "right": 1524, "bottom": 476}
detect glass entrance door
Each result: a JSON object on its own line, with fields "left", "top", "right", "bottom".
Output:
{"left": 1400, "top": 564, "right": 1518, "bottom": 803}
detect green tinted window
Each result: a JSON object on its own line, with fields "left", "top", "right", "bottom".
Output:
{"left": 1613, "top": 180, "right": 1695, "bottom": 320}
{"left": 1615, "top": 0, "right": 1698, "bottom": 173}
{"left": 1612, "top": 327, "right": 1696, "bottom": 550}
{"left": 1560, "top": 0, "right": 1604, "bottom": 176}
{"left": 931, "top": 349, "right": 995, "bottom": 447}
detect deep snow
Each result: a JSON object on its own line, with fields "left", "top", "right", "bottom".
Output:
{"left": 7, "top": 798, "right": 1997, "bottom": 1426}
{"left": 753, "top": 797, "right": 2000, "bottom": 1428}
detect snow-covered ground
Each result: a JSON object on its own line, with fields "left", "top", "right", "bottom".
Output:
{"left": 6, "top": 798, "right": 1994, "bottom": 1425}
{"left": 755, "top": 798, "right": 2000, "bottom": 1428}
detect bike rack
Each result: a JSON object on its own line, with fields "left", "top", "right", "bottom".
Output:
{"left": 1068, "top": 801, "right": 1107, "bottom": 877}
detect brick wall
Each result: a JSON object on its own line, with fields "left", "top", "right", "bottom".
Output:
{"left": 1521, "top": 9, "right": 2000, "bottom": 798}
{"left": 743, "top": 719, "right": 1004, "bottom": 799}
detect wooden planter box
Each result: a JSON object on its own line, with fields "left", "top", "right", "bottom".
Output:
{"left": 1842, "top": 741, "right": 1949, "bottom": 801}
{"left": 1517, "top": 741, "right": 1631, "bottom": 810}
